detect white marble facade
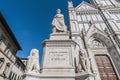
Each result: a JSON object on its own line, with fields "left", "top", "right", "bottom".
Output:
{"left": 23, "top": 0, "right": 120, "bottom": 80}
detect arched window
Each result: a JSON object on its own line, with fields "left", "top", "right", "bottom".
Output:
{"left": 95, "top": 55, "right": 118, "bottom": 80}
{"left": 0, "top": 58, "right": 4, "bottom": 69}
{"left": 3, "top": 62, "right": 10, "bottom": 78}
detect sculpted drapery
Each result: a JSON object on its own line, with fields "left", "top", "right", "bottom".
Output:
{"left": 52, "top": 9, "right": 67, "bottom": 33}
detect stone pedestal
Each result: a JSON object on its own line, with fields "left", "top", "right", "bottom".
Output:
{"left": 23, "top": 32, "right": 94, "bottom": 80}
{"left": 40, "top": 32, "right": 76, "bottom": 80}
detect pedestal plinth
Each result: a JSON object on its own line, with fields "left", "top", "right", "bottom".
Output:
{"left": 50, "top": 32, "right": 70, "bottom": 40}
{"left": 41, "top": 32, "right": 76, "bottom": 80}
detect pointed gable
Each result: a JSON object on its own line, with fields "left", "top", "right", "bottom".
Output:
{"left": 75, "top": 1, "right": 98, "bottom": 11}
{"left": 85, "top": 24, "right": 107, "bottom": 39}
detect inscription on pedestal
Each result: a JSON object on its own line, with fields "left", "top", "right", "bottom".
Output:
{"left": 45, "top": 48, "right": 71, "bottom": 67}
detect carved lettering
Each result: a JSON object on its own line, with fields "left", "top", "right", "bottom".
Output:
{"left": 46, "top": 48, "right": 70, "bottom": 67}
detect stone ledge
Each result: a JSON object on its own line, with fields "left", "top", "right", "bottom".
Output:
{"left": 49, "top": 32, "right": 70, "bottom": 40}
{"left": 75, "top": 72, "right": 94, "bottom": 80}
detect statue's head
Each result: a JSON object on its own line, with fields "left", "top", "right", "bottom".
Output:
{"left": 30, "top": 48, "right": 39, "bottom": 56}
{"left": 56, "top": 9, "right": 61, "bottom": 14}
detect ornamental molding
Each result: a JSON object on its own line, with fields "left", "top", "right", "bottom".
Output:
{"left": 85, "top": 23, "right": 107, "bottom": 40}
{"left": 75, "top": 1, "right": 98, "bottom": 12}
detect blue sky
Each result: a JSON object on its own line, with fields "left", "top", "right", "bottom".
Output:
{"left": 0, "top": 0, "right": 88, "bottom": 62}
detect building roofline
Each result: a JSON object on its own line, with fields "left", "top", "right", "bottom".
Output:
{"left": 0, "top": 12, "right": 22, "bottom": 50}
{"left": 20, "top": 58, "right": 28, "bottom": 60}
{"left": 17, "top": 57, "right": 26, "bottom": 67}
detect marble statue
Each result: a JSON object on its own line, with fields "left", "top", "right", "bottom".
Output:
{"left": 27, "top": 49, "right": 40, "bottom": 73}
{"left": 68, "top": 1, "right": 73, "bottom": 7}
{"left": 78, "top": 49, "right": 87, "bottom": 72}
{"left": 52, "top": 9, "right": 67, "bottom": 33}
{"left": 77, "top": 49, "right": 91, "bottom": 73}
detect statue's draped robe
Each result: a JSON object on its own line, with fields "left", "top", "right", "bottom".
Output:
{"left": 52, "top": 14, "right": 66, "bottom": 32}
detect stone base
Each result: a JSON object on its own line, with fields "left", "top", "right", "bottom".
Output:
{"left": 49, "top": 32, "right": 69, "bottom": 40}
{"left": 75, "top": 72, "right": 94, "bottom": 80}
{"left": 42, "top": 68, "right": 75, "bottom": 74}
{"left": 23, "top": 72, "right": 94, "bottom": 80}
{"left": 23, "top": 73, "right": 75, "bottom": 80}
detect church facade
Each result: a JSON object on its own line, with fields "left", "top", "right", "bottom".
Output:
{"left": 24, "top": 0, "right": 120, "bottom": 80}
